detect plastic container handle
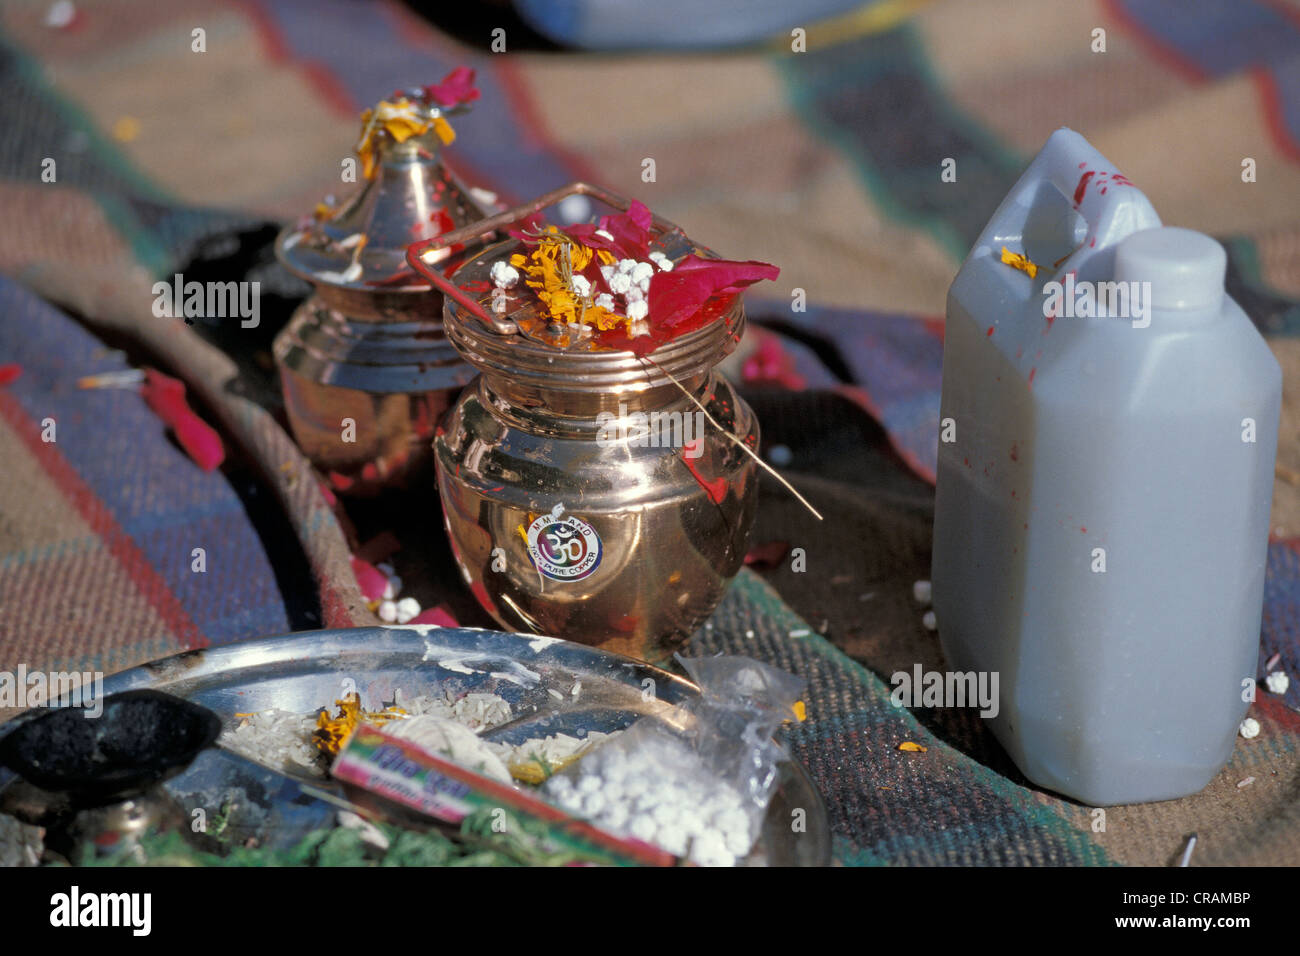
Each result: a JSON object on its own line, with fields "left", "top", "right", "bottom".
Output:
{"left": 978, "top": 128, "right": 1161, "bottom": 273}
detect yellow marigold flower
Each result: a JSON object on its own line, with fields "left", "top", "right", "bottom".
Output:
{"left": 509, "top": 236, "right": 635, "bottom": 334}
{"left": 355, "top": 98, "right": 453, "bottom": 180}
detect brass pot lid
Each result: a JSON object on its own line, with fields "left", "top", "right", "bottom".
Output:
{"left": 276, "top": 80, "right": 492, "bottom": 293}
{"left": 407, "top": 183, "right": 754, "bottom": 352}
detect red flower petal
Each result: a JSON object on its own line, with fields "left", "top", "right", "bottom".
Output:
{"left": 350, "top": 556, "right": 389, "bottom": 602}
{"left": 424, "top": 67, "right": 480, "bottom": 108}
{"left": 409, "top": 605, "right": 458, "bottom": 627}
{"left": 140, "top": 368, "right": 225, "bottom": 471}
{"left": 647, "top": 255, "right": 779, "bottom": 328}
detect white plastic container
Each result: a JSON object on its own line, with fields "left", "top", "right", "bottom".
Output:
{"left": 931, "top": 128, "right": 1281, "bottom": 805}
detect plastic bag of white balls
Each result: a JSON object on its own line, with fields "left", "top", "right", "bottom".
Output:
{"left": 542, "top": 655, "right": 804, "bottom": 866}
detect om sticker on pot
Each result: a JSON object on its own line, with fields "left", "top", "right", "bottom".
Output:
{"left": 525, "top": 504, "right": 602, "bottom": 582}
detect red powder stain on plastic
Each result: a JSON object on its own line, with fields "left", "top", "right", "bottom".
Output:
{"left": 963, "top": 457, "right": 970, "bottom": 467}
{"left": 1015, "top": 347, "right": 1024, "bottom": 359}
{"left": 1028, "top": 367, "right": 1037, "bottom": 386}
{"left": 1011, "top": 490, "right": 1018, "bottom": 499}
{"left": 1100, "top": 186, "right": 1107, "bottom": 195}
{"left": 1089, "top": 236, "right": 1096, "bottom": 248}
{"left": 1073, "top": 170, "right": 1095, "bottom": 206}
{"left": 986, "top": 326, "right": 995, "bottom": 336}
{"left": 1010, "top": 443, "right": 1019, "bottom": 462}
{"left": 1080, "top": 526, "right": 1087, "bottom": 534}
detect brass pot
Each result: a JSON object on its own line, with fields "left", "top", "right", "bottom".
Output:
{"left": 412, "top": 185, "right": 760, "bottom": 663}
{"left": 274, "top": 89, "right": 490, "bottom": 493}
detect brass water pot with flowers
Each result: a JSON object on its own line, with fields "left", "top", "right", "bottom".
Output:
{"left": 408, "top": 185, "right": 779, "bottom": 663}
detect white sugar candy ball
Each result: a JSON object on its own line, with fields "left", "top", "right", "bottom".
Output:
{"left": 395, "top": 597, "right": 421, "bottom": 624}
{"left": 490, "top": 260, "right": 519, "bottom": 289}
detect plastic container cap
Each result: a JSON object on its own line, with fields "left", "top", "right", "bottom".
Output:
{"left": 1115, "top": 226, "right": 1226, "bottom": 312}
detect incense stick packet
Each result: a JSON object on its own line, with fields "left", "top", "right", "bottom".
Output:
{"left": 332, "top": 723, "right": 680, "bottom": 866}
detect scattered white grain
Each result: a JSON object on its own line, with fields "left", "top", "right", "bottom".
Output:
{"left": 913, "top": 579, "right": 932, "bottom": 604}
{"left": 378, "top": 600, "right": 399, "bottom": 623}
{"left": 921, "top": 610, "right": 937, "bottom": 631}
{"left": 1239, "top": 717, "right": 1261, "bottom": 739}
{"left": 1265, "top": 670, "right": 1290, "bottom": 695}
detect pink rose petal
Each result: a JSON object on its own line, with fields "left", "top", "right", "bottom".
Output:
{"left": 424, "top": 66, "right": 480, "bottom": 108}
{"left": 409, "top": 605, "right": 458, "bottom": 627}
{"left": 350, "top": 556, "right": 389, "bottom": 602}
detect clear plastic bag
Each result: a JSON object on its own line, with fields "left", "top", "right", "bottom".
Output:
{"left": 543, "top": 655, "right": 804, "bottom": 866}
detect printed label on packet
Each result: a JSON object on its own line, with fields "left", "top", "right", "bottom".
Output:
{"left": 526, "top": 503, "right": 601, "bottom": 582}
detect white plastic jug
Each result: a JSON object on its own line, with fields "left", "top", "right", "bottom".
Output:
{"left": 931, "top": 128, "right": 1281, "bottom": 806}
